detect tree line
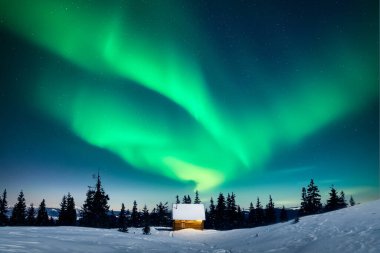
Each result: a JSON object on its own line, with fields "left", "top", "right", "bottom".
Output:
{"left": 0, "top": 177, "right": 356, "bottom": 231}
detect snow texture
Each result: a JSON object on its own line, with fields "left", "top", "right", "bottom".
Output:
{"left": 172, "top": 204, "right": 206, "bottom": 220}
{"left": 0, "top": 200, "right": 379, "bottom": 253}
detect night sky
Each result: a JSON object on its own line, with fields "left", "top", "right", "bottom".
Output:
{"left": 0, "top": 0, "right": 378, "bottom": 210}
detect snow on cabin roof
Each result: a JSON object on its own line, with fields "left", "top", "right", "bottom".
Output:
{"left": 172, "top": 204, "right": 206, "bottom": 220}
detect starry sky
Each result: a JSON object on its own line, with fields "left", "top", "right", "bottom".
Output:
{"left": 0, "top": 0, "right": 378, "bottom": 210}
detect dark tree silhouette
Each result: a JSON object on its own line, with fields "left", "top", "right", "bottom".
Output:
{"left": 118, "top": 203, "right": 128, "bottom": 232}
{"left": 11, "top": 190, "right": 26, "bottom": 225}
{"left": 280, "top": 206, "right": 288, "bottom": 222}
{"left": 215, "top": 193, "right": 226, "bottom": 229}
{"left": 36, "top": 199, "right": 49, "bottom": 226}
{"left": 326, "top": 186, "right": 339, "bottom": 211}
{"left": 248, "top": 202, "right": 256, "bottom": 227}
{"left": 255, "top": 197, "right": 265, "bottom": 226}
{"left": 265, "top": 195, "right": 276, "bottom": 224}
{"left": 0, "top": 189, "right": 8, "bottom": 226}
{"left": 26, "top": 203, "right": 36, "bottom": 226}
{"left": 299, "top": 187, "right": 307, "bottom": 216}
{"left": 206, "top": 197, "right": 216, "bottom": 229}
{"left": 338, "top": 191, "right": 347, "bottom": 209}
{"left": 349, "top": 195, "right": 356, "bottom": 206}
{"left": 194, "top": 190, "right": 201, "bottom": 204}
{"left": 66, "top": 193, "right": 77, "bottom": 225}
{"left": 58, "top": 195, "right": 67, "bottom": 225}
{"left": 175, "top": 195, "right": 180, "bottom": 204}
{"left": 131, "top": 200, "right": 140, "bottom": 227}
{"left": 82, "top": 173, "right": 110, "bottom": 227}
{"left": 305, "top": 179, "right": 321, "bottom": 214}
{"left": 141, "top": 205, "right": 150, "bottom": 226}
{"left": 156, "top": 202, "right": 169, "bottom": 226}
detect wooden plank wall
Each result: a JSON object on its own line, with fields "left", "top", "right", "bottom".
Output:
{"left": 173, "top": 220, "right": 204, "bottom": 230}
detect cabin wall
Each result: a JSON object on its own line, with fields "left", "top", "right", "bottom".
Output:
{"left": 173, "top": 220, "right": 204, "bottom": 230}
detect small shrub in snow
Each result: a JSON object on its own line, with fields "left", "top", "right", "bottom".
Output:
{"left": 292, "top": 216, "right": 300, "bottom": 224}
{"left": 142, "top": 225, "right": 151, "bottom": 235}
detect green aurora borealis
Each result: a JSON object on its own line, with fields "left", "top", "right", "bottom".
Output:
{"left": 0, "top": 0, "right": 378, "bottom": 208}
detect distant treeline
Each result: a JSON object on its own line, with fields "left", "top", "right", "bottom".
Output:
{"left": 0, "top": 175, "right": 356, "bottom": 231}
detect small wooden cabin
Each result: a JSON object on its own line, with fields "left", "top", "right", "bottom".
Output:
{"left": 172, "top": 204, "right": 205, "bottom": 231}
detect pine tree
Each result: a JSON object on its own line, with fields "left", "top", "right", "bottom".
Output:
{"left": 156, "top": 202, "right": 168, "bottom": 226}
{"left": 0, "top": 189, "right": 8, "bottom": 225}
{"left": 349, "top": 195, "right": 355, "bottom": 206}
{"left": 236, "top": 205, "right": 244, "bottom": 227}
{"left": 141, "top": 205, "right": 150, "bottom": 226}
{"left": 58, "top": 195, "right": 67, "bottom": 225}
{"left": 66, "top": 193, "right": 77, "bottom": 226}
{"left": 299, "top": 187, "right": 307, "bottom": 216}
{"left": 255, "top": 197, "right": 264, "bottom": 226}
{"left": 338, "top": 191, "right": 347, "bottom": 208}
{"left": 82, "top": 173, "right": 110, "bottom": 227}
{"left": 187, "top": 195, "right": 192, "bottom": 204}
{"left": 207, "top": 197, "right": 216, "bottom": 229}
{"left": 265, "top": 195, "right": 276, "bottom": 224}
{"left": 36, "top": 199, "right": 49, "bottom": 226}
{"left": 118, "top": 203, "right": 128, "bottom": 232}
{"left": 182, "top": 195, "right": 187, "bottom": 204}
{"left": 215, "top": 193, "right": 226, "bottom": 229}
{"left": 248, "top": 202, "right": 256, "bottom": 227}
{"left": 326, "top": 186, "right": 339, "bottom": 211}
{"left": 280, "top": 206, "right": 288, "bottom": 222}
{"left": 229, "top": 193, "right": 237, "bottom": 228}
{"left": 11, "top": 190, "right": 26, "bottom": 225}
{"left": 306, "top": 179, "right": 321, "bottom": 214}
{"left": 26, "top": 203, "right": 36, "bottom": 226}
{"left": 175, "top": 195, "right": 180, "bottom": 204}
{"left": 194, "top": 190, "right": 201, "bottom": 204}
{"left": 131, "top": 200, "right": 140, "bottom": 227}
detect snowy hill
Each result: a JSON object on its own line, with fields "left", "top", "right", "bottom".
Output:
{"left": 0, "top": 200, "right": 379, "bottom": 253}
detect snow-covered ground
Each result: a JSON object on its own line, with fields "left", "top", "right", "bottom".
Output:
{"left": 1, "top": 200, "right": 379, "bottom": 253}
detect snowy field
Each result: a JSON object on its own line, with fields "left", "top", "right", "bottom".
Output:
{"left": 0, "top": 200, "right": 379, "bottom": 253}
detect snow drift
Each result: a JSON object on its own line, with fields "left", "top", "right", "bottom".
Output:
{"left": 0, "top": 199, "right": 379, "bottom": 253}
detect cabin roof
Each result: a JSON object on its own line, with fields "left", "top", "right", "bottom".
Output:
{"left": 172, "top": 204, "right": 206, "bottom": 220}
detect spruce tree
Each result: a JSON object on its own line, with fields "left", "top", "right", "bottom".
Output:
{"left": 58, "top": 195, "right": 68, "bottom": 225}
{"left": 306, "top": 179, "right": 321, "bottom": 214}
{"left": 131, "top": 200, "right": 140, "bottom": 227}
{"left": 229, "top": 193, "right": 237, "bottom": 228}
{"left": 208, "top": 197, "right": 216, "bottom": 229}
{"left": 255, "top": 197, "right": 264, "bottom": 226}
{"left": 265, "top": 195, "right": 276, "bottom": 224}
{"left": 338, "top": 191, "right": 347, "bottom": 208}
{"left": 66, "top": 193, "right": 77, "bottom": 226}
{"left": 156, "top": 202, "right": 169, "bottom": 226}
{"left": 182, "top": 195, "right": 187, "bottom": 204}
{"left": 248, "top": 202, "right": 256, "bottom": 227}
{"left": 141, "top": 205, "right": 150, "bottom": 226}
{"left": 11, "top": 190, "right": 26, "bottom": 225}
{"left": 236, "top": 205, "right": 244, "bottom": 227}
{"left": 326, "top": 186, "right": 339, "bottom": 211}
{"left": 187, "top": 195, "right": 192, "bottom": 204}
{"left": 175, "top": 195, "right": 180, "bottom": 204}
{"left": 349, "top": 195, "right": 355, "bottom": 206}
{"left": 299, "top": 187, "right": 307, "bottom": 216}
{"left": 194, "top": 190, "right": 201, "bottom": 204}
{"left": 36, "top": 199, "right": 49, "bottom": 226}
{"left": 215, "top": 193, "right": 226, "bottom": 229}
{"left": 26, "top": 203, "right": 36, "bottom": 226}
{"left": 109, "top": 210, "right": 117, "bottom": 228}
{"left": 280, "top": 206, "right": 288, "bottom": 222}
{"left": 0, "top": 189, "right": 8, "bottom": 225}
{"left": 118, "top": 203, "right": 128, "bottom": 232}
{"left": 82, "top": 173, "right": 110, "bottom": 227}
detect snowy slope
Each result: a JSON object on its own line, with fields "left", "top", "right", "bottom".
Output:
{"left": 0, "top": 200, "right": 379, "bottom": 253}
